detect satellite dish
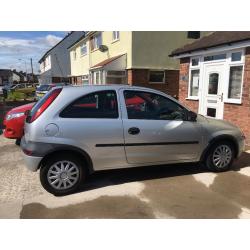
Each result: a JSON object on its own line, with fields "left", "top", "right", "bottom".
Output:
{"left": 99, "top": 45, "right": 108, "bottom": 52}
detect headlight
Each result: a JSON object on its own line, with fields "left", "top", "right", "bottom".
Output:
{"left": 6, "top": 112, "right": 25, "bottom": 121}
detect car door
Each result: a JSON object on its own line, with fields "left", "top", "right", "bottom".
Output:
{"left": 59, "top": 90, "right": 126, "bottom": 170}
{"left": 120, "top": 89, "right": 203, "bottom": 165}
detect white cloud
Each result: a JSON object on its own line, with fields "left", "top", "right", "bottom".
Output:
{"left": 0, "top": 34, "right": 63, "bottom": 73}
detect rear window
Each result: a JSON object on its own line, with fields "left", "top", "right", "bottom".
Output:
{"left": 60, "top": 90, "right": 118, "bottom": 119}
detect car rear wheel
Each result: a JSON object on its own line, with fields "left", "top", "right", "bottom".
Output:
{"left": 40, "top": 154, "right": 86, "bottom": 196}
{"left": 205, "top": 141, "right": 235, "bottom": 172}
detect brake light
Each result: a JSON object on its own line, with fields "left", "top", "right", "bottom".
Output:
{"left": 30, "top": 88, "right": 62, "bottom": 122}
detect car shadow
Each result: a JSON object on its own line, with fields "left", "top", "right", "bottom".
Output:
{"left": 67, "top": 151, "right": 250, "bottom": 196}
{"left": 75, "top": 162, "right": 205, "bottom": 194}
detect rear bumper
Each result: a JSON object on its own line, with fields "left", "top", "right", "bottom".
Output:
{"left": 23, "top": 154, "right": 42, "bottom": 172}
{"left": 21, "top": 137, "right": 42, "bottom": 172}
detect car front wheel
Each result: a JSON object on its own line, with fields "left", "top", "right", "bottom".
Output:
{"left": 40, "top": 154, "right": 85, "bottom": 196}
{"left": 205, "top": 141, "right": 235, "bottom": 172}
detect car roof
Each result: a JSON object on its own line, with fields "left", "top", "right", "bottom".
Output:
{"left": 57, "top": 84, "right": 177, "bottom": 104}
{"left": 61, "top": 84, "right": 163, "bottom": 93}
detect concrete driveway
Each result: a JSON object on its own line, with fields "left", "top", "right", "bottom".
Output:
{"left": 1, "top": 134, "right": 250, "bottom": 219}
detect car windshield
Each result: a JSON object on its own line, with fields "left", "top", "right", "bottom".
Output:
{"left": 37, "top": 85, "right": 51, "bottom": 91}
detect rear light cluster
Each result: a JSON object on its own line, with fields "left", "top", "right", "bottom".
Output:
{"left": 28, "top": 88, "right": 62, "bottom": 123}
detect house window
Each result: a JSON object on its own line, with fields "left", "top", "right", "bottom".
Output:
{"left": 73, "top": 50, "right": 77, "bottom": 60}
{"left": 189, "top": 70, "right": 200, "bottom": 97}
{"left": 106, "top": 71, "right": 126, "bottom": 84}
{"left": 80, "top": 42, "right": 87, "bottom": 56}
{"left": 149, "top": 70, "right": 165, "bottom": 83}
{"left": 231, "top": 52, "right": 242, "bottom": 62}
{"left": 82, "top": 75, "right": 89, "bottom": 85}
{"left": 204, "top": 54, "right": 226, "bottom": 61}
{"left": 187, "top": 31, "right": 200, "bottom": 39}
{"left": 112, "top": 31, "right": 120, "bottom": 41}
{"left": 191, "top": 58, "right": 199, "bottom": 66}
{"left": 91, "top": 33, "right": 102, "bottom": 51}
{"left": 228, "top": 66, "right": 243, "bottom": 99}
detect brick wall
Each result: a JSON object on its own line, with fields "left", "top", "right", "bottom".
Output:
{"left": 179, "top": 57, "right": 199, "bottom": 112}
{"left": 127, "top": 69, "right": 179, "bottom": 98}
{"left": 223, "top": 47, "right": 250, "bottom": 144}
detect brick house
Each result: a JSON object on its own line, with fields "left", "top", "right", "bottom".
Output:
{"left": 170, "top": 31, "right": 250, "bottom": 144}
{"left": 69, "top": 31, "right": 209, "bottom": 97}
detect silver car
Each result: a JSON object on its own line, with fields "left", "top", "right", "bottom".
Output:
{"left": 21, "top": 85, "right": 245, "bottom": 195}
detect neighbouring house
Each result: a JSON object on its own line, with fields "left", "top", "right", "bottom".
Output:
{"left": 68, "top": 31, "right": 209, "bottom": 97}
{"left": 12, "top": 70, "right": 27, "bottom": 82}
{"left": 0, "top": 69, "right": 20, "bottom": 85}
{"left": 170, "top": 31, "right": 250, "bottom": 144}
{"left": 39, "top": 31, "right": 85, "bottom": 84}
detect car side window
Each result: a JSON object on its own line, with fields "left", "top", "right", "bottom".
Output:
{"left": 60, "top": 90, "right": 118, "bottom": 118}
{"left": 124, "top": 90, "right": 186, "bottom": 120}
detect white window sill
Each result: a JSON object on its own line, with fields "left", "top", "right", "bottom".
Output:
{"left": 224, "top": 100, "right": 242, "bottom": 105}
{"left": 80, "top": 53, "right": 87, "bottom": 57}
{"left": 186, "top": 97, "right": 199, "bottom": 101}
{"left": 111, "top": 39, "right": 120, "bottom": 44}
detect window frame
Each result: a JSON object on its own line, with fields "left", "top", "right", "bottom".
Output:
{"left": 112, "top": 31, "right": 120, "bottom": 42}
{"left": 223, "top": 49, "right": 245, "bottom": 104}
{"left": 91, "top": 32, "right": 102, "bottom": 51}
{"left": 59, "top": 90, "right": 119, "bottom": 119}
{"left": 148, "top": 70, "right": 166, "bottom": 84}
{"left": 188, "top": 57, "right": 201, "bottom": 100}
{"left": 80, "top": 42, "right": 87, "bottom": 56}
{"left": 122, "top": 89, "right": 187, "bottom": 121}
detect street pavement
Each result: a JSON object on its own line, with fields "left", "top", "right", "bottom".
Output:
{"left": 1, "top": 135, "right": 250, "bottom": 219}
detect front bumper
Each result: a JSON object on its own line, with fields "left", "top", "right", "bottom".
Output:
{"left": 237, "top": 136, "right": 245, "bottom": 158}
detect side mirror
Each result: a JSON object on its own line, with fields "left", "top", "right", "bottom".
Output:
{"left": 186, "top": 111, "right": 197, "bottom": 122}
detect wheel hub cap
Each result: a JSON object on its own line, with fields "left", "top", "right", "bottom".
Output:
{"left": 47, "top": 161, "right": 80, "bottom": 190}
{"left": 212, "top": 145, "right": 232, "bottom": 169}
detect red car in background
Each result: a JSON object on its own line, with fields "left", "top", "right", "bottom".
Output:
{"left": 3, "top": 102, "right": 34, "bottom": 145}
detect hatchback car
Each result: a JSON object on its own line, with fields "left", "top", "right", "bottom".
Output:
{"left": 21, "top": 85, "right": 245, "bottom": 195}
{"left": 3, "top": 102, "right": 34, "bottom": 144}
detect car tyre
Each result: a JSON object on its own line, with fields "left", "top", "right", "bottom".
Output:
{"left": 40, "top": 154, "right": 86, "bottom": 196}
{"left": 15, "top": 139, "right": 21, "bottom": 146}
{"left": 205, "top": 141, "right": 235, "bottom": 172}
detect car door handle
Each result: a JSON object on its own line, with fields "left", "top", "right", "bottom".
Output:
{"left": 128, "top": 127, "right": 140, "bottom": 135}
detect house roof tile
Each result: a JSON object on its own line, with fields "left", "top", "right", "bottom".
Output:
{"left": 170, "top": 32, "right": 250, "bottom": 56}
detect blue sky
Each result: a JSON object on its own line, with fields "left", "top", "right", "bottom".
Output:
{"left": 0, "top": 32, "right": 67, "bottom": 73}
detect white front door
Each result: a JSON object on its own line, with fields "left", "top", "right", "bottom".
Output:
{"left": 200, "top": 64, "right": 225, "bottom": 119}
